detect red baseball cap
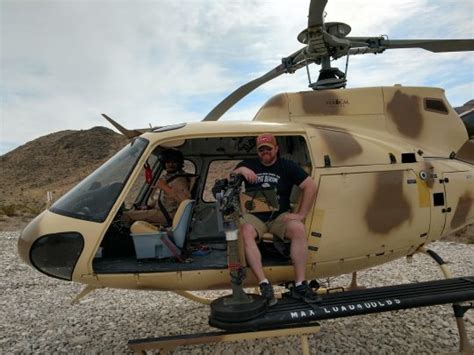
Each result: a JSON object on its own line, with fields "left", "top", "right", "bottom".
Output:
{"left": 256, "top": 133, "right": 277, "bottom": 149}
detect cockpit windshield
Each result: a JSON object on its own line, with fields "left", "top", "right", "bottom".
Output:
{"left": 50, "top": 138, "right": 148, "bottom": 222}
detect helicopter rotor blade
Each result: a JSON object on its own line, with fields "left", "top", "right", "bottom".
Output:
{"left": 203, "top": 2, "right": 474, "bottom": 121}
{"left": 202, "top": 47, "right": 312, "bottom": 122}
{"left": 202, "top": 64, "right": 286, "bottom": 122}
{"left": 379, "top": 39, "right": 474, "bottom": 52}
{"left": 308, "top": 0, "right": 327, "bottom": 27}
{"left": 347, "top": 37, "right": 474, "bottom": 53}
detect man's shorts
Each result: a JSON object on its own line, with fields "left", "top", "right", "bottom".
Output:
{"left": 240, "top": 212, "right": 290, "bottom": 242}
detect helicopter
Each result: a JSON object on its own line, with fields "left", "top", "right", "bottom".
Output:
{"left": 18, "top": 0, "right": 473, "bottom": 352}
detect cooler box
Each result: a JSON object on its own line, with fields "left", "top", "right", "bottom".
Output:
{"left": 131, "top": 232, "right": 176, "bottom": 259}
{"left": 130, "top": 220, "right": 181, "bottom": 259}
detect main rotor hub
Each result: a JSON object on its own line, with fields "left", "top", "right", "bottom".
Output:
{"left": 202, "top": 0, "right": 474, "bottom": 122}
{"left": 325, "top": 22, "right": 351, "bottom": 37}
{"left": 297, "top": 21, "right": 351, "bottom": 45}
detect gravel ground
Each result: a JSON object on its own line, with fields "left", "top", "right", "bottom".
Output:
{"left": 1, "top": 230, "right": 473, "bottom": 354}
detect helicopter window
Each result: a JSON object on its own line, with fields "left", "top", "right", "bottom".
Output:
{"left": 30, "top": 232, "right": 84, "bottom": 280}
{"left": 203, "top": 160, "right": 242, "bottom": 202}
{"left": 123, "top": 141, "right": 198, "bottom": 210}
{"left": 50, "top": 138, "right": 148, "bottom": 222}
{"left": 183, "top": 160, "right": 196, "bottom": 174}
{"left": 123, "top": 153, "right": 160, "bottom": 210}
{"left": 424, "top": 98, "right": 449, "bottom": 115}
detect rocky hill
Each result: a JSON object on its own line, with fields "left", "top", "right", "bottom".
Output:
{"left": 454, "top": 99, "right": 474, "bottom": 114}
{"left": 0, "top": 126, "right": 127, "bottom": 215}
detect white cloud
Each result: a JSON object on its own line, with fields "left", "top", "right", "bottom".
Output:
{"left": 1, "top": 0, "right": 473, "bottom": 154}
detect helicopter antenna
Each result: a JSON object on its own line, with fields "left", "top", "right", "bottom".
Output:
{"left": 202, "top": 0, "right": 474, "bottom": 122}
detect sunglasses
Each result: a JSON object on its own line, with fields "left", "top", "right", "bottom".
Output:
{"left": 257, "top": 146, "right": 273, "bottom": 153}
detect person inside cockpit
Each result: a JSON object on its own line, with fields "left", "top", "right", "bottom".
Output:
{"left": 122, "top": 149, "right": 191, "bottom": 227}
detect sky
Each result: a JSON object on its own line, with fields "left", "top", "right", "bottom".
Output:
{"left": 1, "top": 0, "right": 473, "bottom": 155}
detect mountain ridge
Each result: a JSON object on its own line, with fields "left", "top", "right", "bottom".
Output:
{"left": 0, "top": 126, "right": 127, "bottom": 212}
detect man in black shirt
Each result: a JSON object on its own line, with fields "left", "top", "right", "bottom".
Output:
{"left": 234, "top": 133, "right": 319, "bottom": 306}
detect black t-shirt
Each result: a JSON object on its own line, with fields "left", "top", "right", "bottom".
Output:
{"left": 236, "top": 158, "right": 309, "bottom": 221}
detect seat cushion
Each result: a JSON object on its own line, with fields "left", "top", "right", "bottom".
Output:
{"left": 130, "top": 220, "right": 159, "bottom": 234}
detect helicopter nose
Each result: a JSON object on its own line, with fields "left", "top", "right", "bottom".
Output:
{"left": 18, "top": 211, "right": 85, "bottom": 280}
{"left": 17, "top": 212, "right": 43, "bottom": 266}
{"left": 17, "top": 235, "right": 31, "bottom": 265}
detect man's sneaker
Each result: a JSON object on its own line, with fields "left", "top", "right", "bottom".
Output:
{"left": 259, "top": 282, "right": 277, "bottom": 306}
{"left": 291, "top": 281, "right": 322, "bottom": 304}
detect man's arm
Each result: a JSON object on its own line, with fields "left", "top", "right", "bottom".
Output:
{"left": 233, "top": 166, "right": 257, "bottom": 183}
{"left": 156, "top": 177, "right": 172, "bottom": 194}
{"left": 295, "top": 176, "right": 317, "bottom": 218}
{"left": 283, "top": 176, "right": 317, "bottom": 222}
{"left": 158, "top": 177, "right": 191, "bottom": 203}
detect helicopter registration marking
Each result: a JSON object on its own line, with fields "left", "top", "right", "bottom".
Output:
{"left": 289, "top": 298, "right": 401, "bottom": 319}
{"left": 326, "top": 98, "right": 349, "bottom": 106}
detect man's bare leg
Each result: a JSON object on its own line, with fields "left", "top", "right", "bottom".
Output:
{"left": 241, "top": 223, "right": 266, "bottom": 282}
{"left": 285, "top": 220, "right": 308, "bottom": 283}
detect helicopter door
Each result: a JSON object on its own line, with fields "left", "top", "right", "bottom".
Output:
{"left": 441, "top": 171, "right": 474, "bottom": 235}
{"left": 308, "top": 169, "right": 431, "bottom": 263}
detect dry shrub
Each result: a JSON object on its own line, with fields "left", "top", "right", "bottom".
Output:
{"left": 0, "top": 205, "right": 18, "bottom": 217}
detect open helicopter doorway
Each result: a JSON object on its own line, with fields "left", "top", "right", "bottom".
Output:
{"left": 93, "top": 134, "right": 312, "bottom": 275}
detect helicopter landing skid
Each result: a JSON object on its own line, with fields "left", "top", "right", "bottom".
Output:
{"left": 416, "top": 247, "right": 474, "bottom": 354}
{"left": 209, "top": 277, "right": 474, "bottom": 340}
{"left": 127, "top": 277, "right": 473, "bottom": 354}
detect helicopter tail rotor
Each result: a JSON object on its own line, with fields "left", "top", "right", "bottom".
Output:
{"left": 102, "top": 114, "right": 143, "bottom": 139}
{"left": 102, "top": 114, "right": 161, "bottom": 139}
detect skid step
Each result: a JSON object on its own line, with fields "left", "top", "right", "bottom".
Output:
{"left": 210, "top": 276, "right": 474, "bottom": 331}
{"left": 128, "top": 323, "right": 320, "bottom": 354}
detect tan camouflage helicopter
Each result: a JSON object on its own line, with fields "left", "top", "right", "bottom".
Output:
{"left": 18, "top": 0, "right": 474, "bottom": 352}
